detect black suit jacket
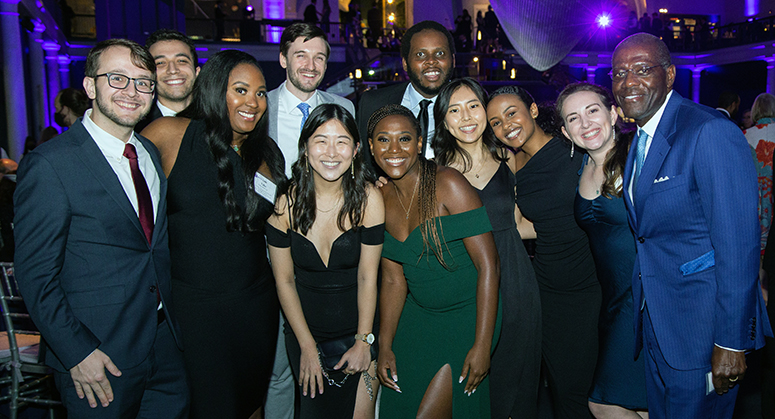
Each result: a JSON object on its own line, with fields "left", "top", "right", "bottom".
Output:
{"left": 13, "top": 119, "right": 181, "bottom": 373}
{"left": 357, "top": 82, "right": 408, "bottom": 173}
{"left": 134, "top": 101, "right": 165, "bottom": 133}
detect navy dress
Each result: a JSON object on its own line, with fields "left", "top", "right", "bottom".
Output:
{"left": 574, "top": 155, "right": 647, "bottom": 410}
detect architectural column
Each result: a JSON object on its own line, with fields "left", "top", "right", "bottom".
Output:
{"left": 767, "top": 61, "right": 775, "bottom": 95}
{"left": 1, "top": 0, "right": 28, "bottom": 159}
{"left": 42, "top": 42, "right": 62, "bottom": 130}
{"left": 691, "top": 67, "right": 703, "bottom": 103}
{"left": 28, "top": 20, "right": 49, "bottom": 135}
{"left": 586, "top": 67, "right": 597, "bottom": 84}
{"left": 58, "top": 55, "right": 71, "bottom": 89}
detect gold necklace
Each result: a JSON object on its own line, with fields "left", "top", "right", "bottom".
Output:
{"left": 316, "top": 194, "right": 342, "bottom": 213}
{"left": 394, "top": 175, "right": 420, "bottom": 219}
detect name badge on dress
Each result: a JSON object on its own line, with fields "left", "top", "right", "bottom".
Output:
{"left": 253, "top": 172, "right": 277, "bottom": 203}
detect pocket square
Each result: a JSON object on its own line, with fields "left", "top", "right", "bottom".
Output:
{"left": 654, "top": 176, "right": 670, "bottom": 183}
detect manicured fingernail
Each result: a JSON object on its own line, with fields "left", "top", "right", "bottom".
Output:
{"left": 396, "top": 387, "right": 402, "bottom": 393}
{"left": 392, "top": 374, "right": 398, "bottom": 382}
{"left": 472, "top": 388, "right": 476, "bottom": 395}
{"left": 459, "top": 376, "right": 464, "bottom": 383}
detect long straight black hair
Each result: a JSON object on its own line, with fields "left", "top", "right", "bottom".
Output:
{"left": 178, "top": 50, "right": 286, "bottom": 232}
{"left": 432, "top": 78, "right": 506, "bottom": 172}
{"left": 280, "top": 103, "right": 373, "bottom": 235}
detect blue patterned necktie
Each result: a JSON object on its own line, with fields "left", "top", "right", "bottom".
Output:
{"left": 297, "top": 102, "right": 310, "bottom": 132}
{"left": 633, "top": 129, "right": 649, "bottom": 193}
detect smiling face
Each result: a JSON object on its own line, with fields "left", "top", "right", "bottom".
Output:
{"left": 306, "top": 119, "right": 358, "bottom": 183}
{"left": 226, "top": 63, "right": 267, "bottom": 140}
{"left": 281, "top": 36, "right": 328, "bottom": 98}
{"left": 83, "top": 45, "right": 153, "bottom": 137}
{"left": 611, "top": 42, "right": 675, "bottom": 127}
{"left": 443, "top": 85, "right": 487, "bottom": 146}
{"left": 369, "top": 114, "right": 422, "bottom": 180}
{"left": 149, "top": 40, "right": 199, "bottom": 106}
{"left": 403, "top": 29, "right": 454, "bottom": 98}
{"left": 486, "top": 94, "right": 538, "bottom": 149}
{"left": 560, "top": 90, "right": 618, "bottom": 153}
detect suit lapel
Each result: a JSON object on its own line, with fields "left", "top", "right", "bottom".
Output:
{"left": 623, "top": 134, "right": 638, "bottom": 229}
{"left": 633, "top": 92, "right": 681, "bottom": 222}
{"left": 71, "top": 123, "right": 148, "bottom": 242}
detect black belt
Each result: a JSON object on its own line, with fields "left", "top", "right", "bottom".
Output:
{"left": 157, "top": 309, "right": 165, "bottom": 325}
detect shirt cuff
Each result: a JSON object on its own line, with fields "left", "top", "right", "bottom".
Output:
{"left": 715, "top": 343, "right": 744, "bottom": 352}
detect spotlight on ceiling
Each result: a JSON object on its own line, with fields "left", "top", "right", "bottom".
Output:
{"left": 596, "top": 14, "right": 611, "bottom": 28}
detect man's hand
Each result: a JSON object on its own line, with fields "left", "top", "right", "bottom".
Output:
{"left": 69, "top": 349, "right": 122, "bottom": 408}
{"left": 711, "top": 346, "right": 746, "bottom": 395}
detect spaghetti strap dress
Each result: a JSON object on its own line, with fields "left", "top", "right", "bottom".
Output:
{"left": 166, "top": 119, "right": 280, "bottom": 418}
{"left": 477, "top": 162, "right": 542, "bottom": 419}
{"left": 265, "top": 222, "right": 385, "bottom": 419}
{"left": 379, "top": 207, "right": 501, "bottom": 419}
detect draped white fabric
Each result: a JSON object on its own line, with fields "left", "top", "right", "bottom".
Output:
{"left": 491, "top": 0, "right": 587, "bottom": 71}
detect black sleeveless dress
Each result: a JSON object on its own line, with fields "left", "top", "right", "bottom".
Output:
{"left": 167, "top": 119, "right": 280, "bottom": 418}
{"left": 265, "top": 222, "right": 384, "bottom": 419}
{"left": 515, "top": 137, "right": 600, "bottom": 419}
{"left": 477, "top": 162, "right": 542, "bottom": 419}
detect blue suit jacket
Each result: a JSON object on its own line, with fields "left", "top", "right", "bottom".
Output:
{"left": 13, "top": 119, "right": 181, "bottom": 373}
{"left": 624, "top": 91, "right": 772, "bottom": 370}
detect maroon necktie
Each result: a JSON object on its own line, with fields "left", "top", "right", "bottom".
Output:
{"left": 123, "top": 143, "right": 154, "bottom": 245}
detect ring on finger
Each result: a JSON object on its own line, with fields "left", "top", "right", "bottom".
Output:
{"left": 729, "top": 376, "right": 739, "bottom": 382}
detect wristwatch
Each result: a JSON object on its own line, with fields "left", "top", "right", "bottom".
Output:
{"left": 355, "top": 333, "right": 375, "bottom": 345}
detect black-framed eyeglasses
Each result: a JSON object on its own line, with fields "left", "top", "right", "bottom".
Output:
{"left": 608, "top": 64, "right": 665, "bottom": 82}
{"left": 94, "top": 73, "right": 155, "bottom": 93}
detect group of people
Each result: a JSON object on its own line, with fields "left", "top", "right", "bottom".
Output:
{"left": 9, "top": 16, "right": 773, "bottom": 419}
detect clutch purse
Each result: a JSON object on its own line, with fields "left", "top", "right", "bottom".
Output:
{"left": 316, "top": 335, "right": 378, "bottom": 373}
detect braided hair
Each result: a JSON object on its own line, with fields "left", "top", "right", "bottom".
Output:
{"left": 367, "top": 104, "right": 448, "bottom": 266}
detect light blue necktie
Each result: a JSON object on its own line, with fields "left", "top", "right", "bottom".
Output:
{"left": 634, "top": 129, "right": 648, "bottom": 192}
{"left": 297, "top": 102, "right": 310, "bottom": 132}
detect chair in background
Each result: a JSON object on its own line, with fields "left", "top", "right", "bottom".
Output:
{"left": 0, "top": 262, "right": 61, "bottom": 419}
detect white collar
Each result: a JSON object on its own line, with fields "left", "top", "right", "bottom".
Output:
{"left": 156, "top": 100, "right": 177, "bottom": 117}
{"left": 639, "top": 90, "right": 674, "bottom": 138}
{"left": 404, "top": 83, "right": 436, "bottom": 111}
{"left": 82, "top": 109, "right": 140, "bottom": 161}
{"left": 280, "top": 81, "right": 319, "bottom": 114}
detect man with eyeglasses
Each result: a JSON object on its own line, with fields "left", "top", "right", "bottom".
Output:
{"left": 13, "top": 38, "right": 189, "bottom": 418}
{"left": 612, "top": 32, "right": 771, "bottom": 418}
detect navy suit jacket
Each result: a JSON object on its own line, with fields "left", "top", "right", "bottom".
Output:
{"left": 623, "top": 91, "right": 772, "bottom": 370}
{"left": 13, "top": 119, "right": 181, "bottom": 373}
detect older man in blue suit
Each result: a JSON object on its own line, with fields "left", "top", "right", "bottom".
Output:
{"left": 13, "top": 39, "right": 188, "bottom": 418}
{"left": 613, "top": 32, "right": 772, "bottom": 418}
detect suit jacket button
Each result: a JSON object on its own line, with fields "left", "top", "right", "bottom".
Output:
{"left": 149, "top": 285, "right": 157, "bottom": 293}
{"left": 638, "top": 237, "right": 645, "bottom": 243}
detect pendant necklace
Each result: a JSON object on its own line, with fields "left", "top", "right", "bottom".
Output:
{"left": 395, "top": 175, "right": 420, "bottom": 219}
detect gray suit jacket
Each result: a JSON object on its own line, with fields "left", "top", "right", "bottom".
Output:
{"left": 267, "top": 83, "right": 356, "bottom": 142}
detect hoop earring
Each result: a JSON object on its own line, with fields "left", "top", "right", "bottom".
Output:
{"left": 570, "top": 142, "right": 575, "bottom": 159}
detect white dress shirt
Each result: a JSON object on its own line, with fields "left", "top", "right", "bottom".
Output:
{"left": 157, "top": 101, "right": 177, "bottom": 117}
{"left": 82, "top": 109, "right": 160, "bottom": 220}
{"left": 628, "top": 90, "right": 673, "bottom": 203}
{"left": 401, "top": 83, "right": 437, "bottom": 159}
{"left": 277, "top": 81, "right": 321, "bottom": 177}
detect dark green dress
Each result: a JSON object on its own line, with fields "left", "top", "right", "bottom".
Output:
{"left": 379, "top": 207, "right": 500, "bottom": 418}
